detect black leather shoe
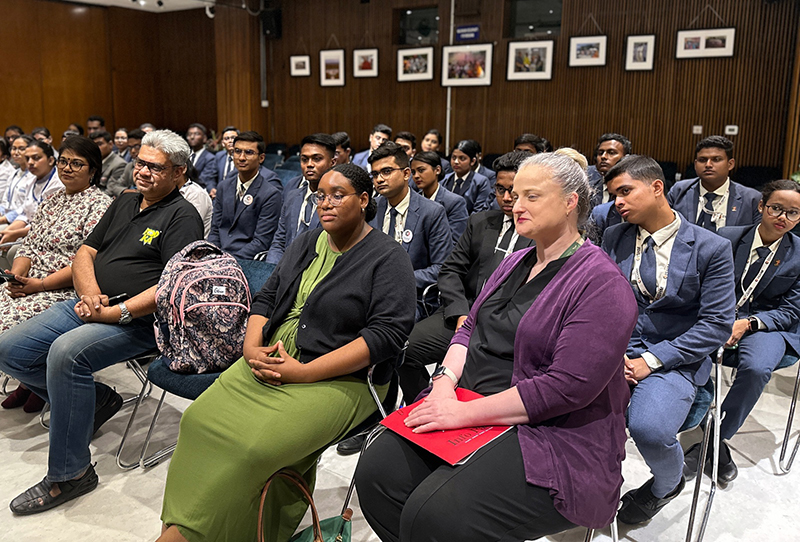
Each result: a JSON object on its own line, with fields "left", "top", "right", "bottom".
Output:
{"left": 683, "top": 443, "right": 703, "bottom": 481}
{"left": 10, "top": 465, "right": 98, "bottom": 515}
{"left": 618, "top": 476, "right": 686, "bottom": 525}
{"left": 336, "top": 432, "right": 367, "bottom": 456}
{"left": 93, "top": 383, "right": 122, "bottom": 435}
{"left": 704, "top": 441, "right": 738, "bottom": 488}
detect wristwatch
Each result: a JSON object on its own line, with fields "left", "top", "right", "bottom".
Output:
{"left": 747, "top": 316, "right": 759, "bottom": 331}
{"left": 431, "top": 365, "right": 458, "bottom": 387}
{"left": 118, "top": 302, "right": 133, "bottom": 325}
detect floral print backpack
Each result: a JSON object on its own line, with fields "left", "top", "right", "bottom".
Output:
{"left": 155, "top": 240, "right": 251, "bottom": 373}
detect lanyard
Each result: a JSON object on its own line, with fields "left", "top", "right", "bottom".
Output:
{"left": 32, "top": 168, "right": 56, "bottom": 204}
{"left": 736, "top": 247, "right": 778, "bottom": 312}
{"left": 631, "top": 228, "right": 677, "bottom": 302}
{"left": 698, "top": 190, "right": 727, "bottom": 226}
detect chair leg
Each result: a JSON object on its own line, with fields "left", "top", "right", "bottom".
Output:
{"left": 610, "top": 515, "right": 619, "bottom": 542}
{"left": 583, "top": 528, "right": 595, "bottom": 542}
{"left": 117, "top": 376, "right": 160, "bottom": 470}
{"left": 124, "top": 356, "right": 154, "bottom": 406}
{"left": 779, "top": 360, "right": 800, "bottom": 474}
{"left": 138, "top": 389, "right": 177, "bottom": 469}
{"left": 1, "top": 374, "right": 10, "bottom": 395}
{"left": 40, "top": 402, "right": 50, "bottom": 430}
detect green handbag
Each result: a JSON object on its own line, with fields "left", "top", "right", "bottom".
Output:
{"left": 257, "top": 468, "right": 352, "bottom": 542}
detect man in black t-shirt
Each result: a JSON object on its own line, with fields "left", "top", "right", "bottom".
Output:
{"left": 0, "top": 130, "right": 203, "bottom": 516}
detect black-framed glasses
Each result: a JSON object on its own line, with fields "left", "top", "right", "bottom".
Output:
{"left": 133, "top": 158, "right": 174, "bottom": 175}
{"left": 765, "top": 204, "right": 800, "bottom": 222}
{"left": 494, "top": 184, "right": 513, "bottom": 196}
{"left": 370, "top": 167, "right": 404, "bottom": 180}
{"left": 313, "top": 192, "right": 358, "bottom": 207}
{"left": 56, "top": 158, "right": 88, "bottom": 171}
{"left": 232, "top": 148, "right": 259, "bottom": 157}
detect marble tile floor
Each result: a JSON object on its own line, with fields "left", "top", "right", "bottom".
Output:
{"left": 1, "top": 363, "right": 798, "bottom": 542}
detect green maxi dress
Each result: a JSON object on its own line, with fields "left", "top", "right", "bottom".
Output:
{"left": 161, "top": 232, "right": 387, "bottom": 541}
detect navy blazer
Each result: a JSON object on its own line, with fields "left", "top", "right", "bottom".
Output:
{"left": 208, "top": 171, "right": 283, "bottom": 259}
{"left": 591, "top": 201, "right": 622, "bottom": 242}
{"left": 668, "top": 178, "right": 762, "bottom": 230}
{"left": 602, "top": 219, "right": 736, "bottom": 385}
{"left": 718, "top": 225, "right": 800, "bottom": 354}
{"left": 212, "top": 151, "right": 235, "bottom": 193}
{"left": 440, "top": 156, "right": 453, "bottom": 176}
{"left": 369, "top": 190, "right": 453, "bottom": 289}
{"left": 352, "top": 150, "right": 370, "bottom": 171}
{"left": 192, "top": 149, "right": 217, "bottom": 190}
{"left": 264, "top": 183, "right": 320, "bottom": 265}
{"left": 588, "top": 165, "right": 604, "bottom": 209}
{"left": 433, "top": 186, "right": 468, "bottom": 244}
{"left": 259, "top": 165, "right": 284, "bottom": 195}
{"left": 441, "top": 170, "right": 493, "bottom": 214}
{"left": 476, "top": 164, "right": 496, "bottom": 184}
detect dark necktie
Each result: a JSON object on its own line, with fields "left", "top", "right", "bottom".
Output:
{"left": 743, "top": 246, "right": 771, "bottom": 290}
{"left": 190, "top": 152, "right": 196, "bottom": 165}
{"left": 497, "top": 222, "right": 515, "bottom": 254}
{"left": 224, "top": 156, "right": 233, "bottom": 178}
{"left": 236, "top": 182, "right": 246, "bottom": 201}
{"left": 454, "top": 177, "right": 465, "bottom": 196}
{"left": 697, "top": 193, "right": 718, "bottom": 231}
{"left": 300, "top": 192, "right": 315, "bottom": 233}
{"left": 387, "top": 208, "right": 398, "bottom": 241}
{"left": 639, "top": 236, "right": 657, "bottom": 298}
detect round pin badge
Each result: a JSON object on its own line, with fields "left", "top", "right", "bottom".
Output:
{"left": 402, "top": 229, "right": 413, "bottom": 243}
{"left": 243, "top": 194, "right": 254, "bottom": 206}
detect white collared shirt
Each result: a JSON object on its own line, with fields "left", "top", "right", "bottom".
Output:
{"left": 191, "top": 148, "right": 206, "bottom": 165}
{"left": 741, "top": 228, "right": 782, "bottom": 329}
{"left": 697, "top": 178, "right": 731, "bottom": 228}
{"left": 236, "top": 171, "right": 259, "bottom": 200}
{"left": 427, "top": 184, "right": 441, "bottom": 202}
{"left": 634, "top": 212, "right": 682, "bottom": 370}
{"left": 382, "top": 190, "right": 411, "bottom": 243}
{"left": 297, "top": 182, "right": 316, "bottom": 232}
{"left": 495, "top": 215, "right": 520, "bottom": 259}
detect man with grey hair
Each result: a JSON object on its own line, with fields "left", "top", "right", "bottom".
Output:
{"left": 0, "top": 129, "right": 204, "bottom": 515}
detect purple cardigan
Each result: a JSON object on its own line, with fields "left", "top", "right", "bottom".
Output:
{"left": 452, "top": 241, "right": 638, "bottom": 528}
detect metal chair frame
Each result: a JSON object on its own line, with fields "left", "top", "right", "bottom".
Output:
{"left": 583, "top": 515, "right": 619, "bottom": 542}
{"left": 778, "top": 358, "right": 800, "bottom": 473}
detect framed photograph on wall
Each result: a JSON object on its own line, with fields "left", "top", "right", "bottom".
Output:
{"left": 625, "top": 35, "right": 655, "bottom": 71}
{"left": 506, "top": 41, "right": 554, "bottom": 81}
{"left": 568, "top": 35, "right": 607, "bottom": 67}
{"left": 676, "top": 28, "right": 735, "bottom": 58}
{"left": 353, "top": 48, "right": 378, "bottom": 78}
{"left": 397, "top": 47, "right": 434, "bottom": 82}
{"left": 320, "top": 49, "right": 345, "bottom": 87}
{"left": 290, "top": 55, "right": 311, "bottom": 77}
{"left": 442, "top": 43, "right": 493, "bottom": 87}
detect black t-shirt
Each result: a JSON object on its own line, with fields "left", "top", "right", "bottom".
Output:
{"left": 83, "top": 188, "right": 204, "bottom": 298}
{"left": 461, "top": 250, "right": 571, "bottom": 395}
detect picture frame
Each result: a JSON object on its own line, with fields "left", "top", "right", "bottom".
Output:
{"left": 676, "top": 28, "right": 735, "bottom": 59}
{"left": 397, "top": 47, "right": 434, "bottom": 82}
{"left": 442, "top": 43, "right": 493, "bottom": 87}
{"left": 625, "top": 35, "right": 656, "bottom": 71}
{"left": 289, "top": 55, "right": 311, "bottom": 77}
{"left": 506, "top": 41, "right": 554, "bottom": 81}
{"left": 568, "top": 35, "right": 607, "bottom": 67}
{"left": 353, "top": 48, "right": 379, "bottom": 78}
{"left": 319, "top": 49, "right": 345, "bottom": 87}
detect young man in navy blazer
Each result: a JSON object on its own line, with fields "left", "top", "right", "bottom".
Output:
{"left": 601, "top": 155, "right": 735, "bottom": 524}
{"left": 368, "top": 141, "right": 452, "bottom": 317}
{"left": 262, "top": 133, "right": 336, "bottom": 264}
{"left": 668, "top": 136, "right": 761, "bottom": 232}
{"left": 684, "top": 180, "right": 800, "bottom": 487}
{"left": 351, "top": 123, "right": 392, "bottom": 171}
{"left": 588, "top": 133, "right": 631, "bottom": 209}
{"left": 208, "top": 131, "right": 282, "bottom": 260}
{"left": 210, "top": 126, "right": 239, "bottom": 197}
{"left": 186, "top": 123, "right": 217, "bottom": 192}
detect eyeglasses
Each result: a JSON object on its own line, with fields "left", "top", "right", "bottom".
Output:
{"left": 765, "top": 204, "right": 800, "bottom": 222}
{"left": 232, "top": 148, "right": 259, "bottom": 157}
{"left": 494, "top": 184, "right": 513, "bottom": 196}
{"left": 129, "top": 143, "right": 142, "bottom": 151}
{"left": 133, "top": 158, "right": 174, "bottom": 175}
{"left": 370, "top": 167, "right": 404, "bottom": 180}
{"left": 313, "top": 192, "right": 358, "bottom": 207}
{"left": 56, "top": 158, "right": 88, "bottom": 171}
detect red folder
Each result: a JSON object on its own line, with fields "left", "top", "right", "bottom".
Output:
{"left": 380, "top": 388, "right": 512, "bottom": 466}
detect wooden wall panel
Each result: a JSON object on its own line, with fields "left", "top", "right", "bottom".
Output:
{"left": 262, "top": 0, "right": 798, "bottom": 174}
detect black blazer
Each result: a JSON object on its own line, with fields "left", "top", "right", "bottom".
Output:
{"left": 437, "top": 210, "right": 535, "bottom": 324}
{"left": 251, "top": 228, "right": 416, "bottom": 384}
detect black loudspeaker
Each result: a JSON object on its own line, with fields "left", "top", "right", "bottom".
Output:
{"left": 260, "top": 9, "right": 282, "bottom": 39}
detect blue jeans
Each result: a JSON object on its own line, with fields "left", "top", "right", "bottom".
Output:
{"left": 0, "top": 299, "right": 156, "bottom": 482}
{"left": 627, "top": 370, "right": 697, "bottom": 498}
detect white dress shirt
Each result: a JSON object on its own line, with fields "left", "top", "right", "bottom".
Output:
{"left": 697, "top": 178, "right": 731, "bottom": 229}
{"left": 382, "top": 190, "right": 411, "bottom": 243}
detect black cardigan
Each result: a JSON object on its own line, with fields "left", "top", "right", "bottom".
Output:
{"left": 251, "top": 228, "right": 416, "bottom": 385}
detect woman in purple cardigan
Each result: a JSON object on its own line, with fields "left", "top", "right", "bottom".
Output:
{"left": 355, "top": 152, "right": 639, "bottom": 541}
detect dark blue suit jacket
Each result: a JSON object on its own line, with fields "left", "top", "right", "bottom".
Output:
{"left": 602, "top": 219, "right": 735, "bottom": 385}
{"left": 441, "top": 170, "right": 493, "bottom": 214}
{"left": 208, "top": 171, "right": 283, "bottom": 259}
{"left": 352, "top": 150, "right": 370, "bottom": 170}
{"left": 668, "top": 178, "right": 762, "bottom": 230}
{"left": 258, "top": 165, "right": 284, "bottom": 195}
{"left": 476, "top": 164, "right": 496, "bottom": 184}
{"left": 591, "top": 201, "right": 622, "bottom": 242}
{"left": 212, "top": 151, "right": 235, "bottom": 193}
{"left": 369, "top": 190, "right": 453, "bottom": 289}
{"left": 433, "top": 186, "right": 468, "bottom": 244}
{"left": 719, "top": 225, "right": 800, "bottom": 354}
{"left": 193, "top": 149, "right": 217, "bottom": 191}
{"left": 265, "top": 182, "right": 320, "bottom": 265}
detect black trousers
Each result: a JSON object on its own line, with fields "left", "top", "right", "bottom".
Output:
{"left": 399, "top": 307, "right": 455, "bottom": 403}
{"left": 355, "top": 428, "right": 576, "bottom": 542}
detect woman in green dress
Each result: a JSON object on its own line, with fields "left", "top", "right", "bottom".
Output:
{"left": 157, "top": 163, "right": 417, "bottom": 542}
